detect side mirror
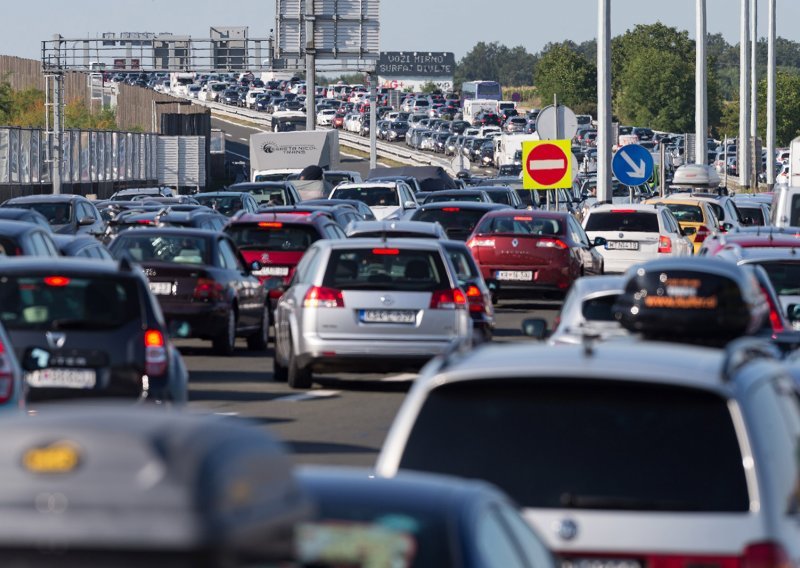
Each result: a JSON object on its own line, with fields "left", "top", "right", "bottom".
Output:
{"left": 404, "top": 201, "right": 418, "bottom": 209}
{"left": 521, "top": 318, "right": 548, "bottom": 340}
{"left": 788, "top": 304, "right": 800, "bottom": 326}
{"left": 250, "top": 260, "right": 263, "bottom": 272}
{"left": 78, "top": 217, "right": 95, "bottom": 226}
{"left": 592, "top": 236, "right": 608, "bottom": 248}
{"left": 721, "top": 222, "right": 734, "bottom": 232}
{"left": 682, "top": 227, "right": 697, "bottom": 237}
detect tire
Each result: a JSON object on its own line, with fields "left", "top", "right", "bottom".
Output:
{"left": 212, "top": 309, "right": 237, "bottom": 356}
{"left": 287, "top": 339, "right": 312, "bottom": 389}
{"left": 273, "top": 351, "right": 288, "bottom": 382}
{"left": 246, "top": 305, "right": 269, "bottom": 351}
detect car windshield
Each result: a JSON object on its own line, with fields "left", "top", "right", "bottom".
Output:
{"left": 226, "top": 223, "right": 319, "bottom": 252}
{"left": 582, "top": 293, "right": 621, "bottom": 321}
{"left": 10, "top": 202, "right": 73, "bottom": 225}
{"left": 400, "top": 379, "right": 750, "bottom": 512}
{"left": 585, "top": 212, "right": 659, "bottom": 232}
{"left": 662, "top": 204, "right": 704, "bottom": 223}
{"left": 754, "top": 261, "right": 800, "bottom": 295}
{"left": 425, "top": 194, "right": 484, "bottom": 204}
{"left": 477, "top": 216, "right": 563, "bottom": 236}
{"left": 413, "top": 208, "right": 489, "bottom": 237}
{"left": 330, "top": 187, "right": 399, "bottom": 207}
{"left": 0, "top": 275, "right": 139, "bottom": 331}
{"left": 111, "top": 234, "right": 210, "bottom": 265}
{"left": 323, "top": 248, "right": 449, "bottom": 292}
{"left": 194, "top": 195, "right": 242, "bottom": 216}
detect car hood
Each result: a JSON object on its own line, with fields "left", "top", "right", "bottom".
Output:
{"left": 369, "top": 205, "right": 403, "bottom": 220}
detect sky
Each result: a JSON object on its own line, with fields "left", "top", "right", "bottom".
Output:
{"left": 3, "top": 0, "right": 800, "bottom": 62}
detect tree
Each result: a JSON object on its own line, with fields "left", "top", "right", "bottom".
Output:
{"left": 454, "top": 41, "right": 536, "bottom": 88}
{"left": 534, "top": 42, "right": 596, "bottom": 115}
{"left": 420, "top": 81, "right": 439, "bottom": 94}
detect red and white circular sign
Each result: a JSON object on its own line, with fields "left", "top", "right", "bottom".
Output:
{"left": 525, "top": 143, "right": 569, "bottom": 187}
{"left": 391, "top": 80, "right": 399, "bottom": 89}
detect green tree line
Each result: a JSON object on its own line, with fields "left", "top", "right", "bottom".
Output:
{"left": 455, "top": 27, "right": 800, "bottom": 144}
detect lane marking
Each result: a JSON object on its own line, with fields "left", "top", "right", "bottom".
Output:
{"left": 224, "top": 133, "right": 232, "bottom": 137}
{"left": 214, "top": 411, "right": 239, "bottom": 416}
{"left": 380, "top": 373, "right": 418, "bottom": 382}
{"left": 238, "top": 137, "right": 248, "bottom": 142}
{"left": 273, "top": 389, "right": 341, "bottom": 402}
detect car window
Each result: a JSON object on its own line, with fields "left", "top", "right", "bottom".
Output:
{"left": 585, "top": 212, "right": 659, "bottom": 232}
{"left": 582, "top": 293, "right": 621, "bottom": 321}
{"left": 41, "top": 233, "right": 60, "bottom": 257}
{"left": 753, "top": 261, "right": 800, "bottom": 296}
{"left": 495, "top": 502, "right": 553, "bottom": 568}
{"left": 322, "top": 248, "right": 450, "bottom": 292}
{"left": 475, "top": 507, "right": 526, "bottom": 568}
{"left": 111, "top": 234, "right": 210, "bottom": 265}
{"left": 399, "top": 379, "right": 750, "bottom": 512}
{"left": 445, "top": 247, "right": 479, "bottom": 281}
{"left": 477, "top": 215, "right": 563, "bottom": 236}
{"left": 29, "top": 232, "right": 54, "bottom": 257}
{"left": 293, "top": 248, "right": 320, "bottom": 285}
{"left": 331, "top": 186, "right": 400, "bottom": 207}
{"left": 663, "top": 204, "right": 703, "bottom": 224}
{"left": 218, "top": 238, "right": 244, "bottom": 271}
{"left": 226, "top": 223, "right": 320, "bottom": 252}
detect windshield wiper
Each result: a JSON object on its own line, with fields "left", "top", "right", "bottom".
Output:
{"left": 559, "top": 493, "right": 696, "bottom": 511}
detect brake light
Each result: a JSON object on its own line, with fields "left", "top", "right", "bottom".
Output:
{"left": 193, "top": 278, "right": 224, "bottom": 301}
{"left": 612, "top": 209, "right": 636, "bottom": 213}
{"left": 43, "top": 276, "right": 70, "bottom": 287}
{"left": 695, "top": 225, "right": 711, "bottom": 243}
{"left": 467, "top": 238, "right": 495, "bottom": 248}
{"left": 303, "top": 286, "right": 344, "bottom": 308}
{"left": 465, "top": 285, "right": 485, "bottom": 313}
{"left": 144, "top": 329, "right": 167, "bottom": 377}
{"left": 430, "top": 288, "right": 467, "bottom": 310}
{"left": 760, "top": 286, "right": 785, "bottom": 333}
{"left": 658, "top": 236, "right": 673, "bottom": 253}
{"left": 0, "top": 340, "right": 14, "bottom": 404}
{"left": 536, "top": 238, "right": 568, "bottom": 249}
{"left": 137, "top": 219, "right": 154, "bottom": 225}
{"left": 742, "top": 541, "right": 792, "bottom": 568}
{"left": 513, "top": 216, "right": 532, "bottom": 221}
{"left": 442, "top": 207, "right": 461, "bottom": 212}
{"left": 372, "top": 248, "right": 400, "bottom": 255}
{"left": 258, "top": 222, "right": 283, "bottom": 228}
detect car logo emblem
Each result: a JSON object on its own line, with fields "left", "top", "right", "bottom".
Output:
{"left": 45, "top": 332, "right": 66, "bottom": 350}
{"left": 512, "top": 239, "right": 519, "bottom": 247}
{"left": 261, "top": 253, "right": 270, "bottom": 263}
{"left": 380, "top": 295, "right": 394, "bottom": 306}
{"left": 619, "top": 233, "right": 624, "bottom": 239}
{"left": 555, "top": 519, "right": 579, "bottom": 541}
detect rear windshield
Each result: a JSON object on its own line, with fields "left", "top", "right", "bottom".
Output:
{"left": 226, "top": 223, "right": 320, "bottom": 252}
{"left": 585, "top": 212, "right": 659, "bottom": 233}
{"left": 194, "top": 195, "right": 242, "bottom": 216}
{"left": 111, "top": 234, "right": 210, "bottom": 265}
{"left": 400, "top": 379, "right": 749, "bottom": 512}
{"left": 663, "top": 204, "right": 704, "bottom": 223}
{"left": 412, "top": 209, "right": 489, "bottom": 234}
{"left": 476, "top": 215, "right": 563, "bottom": 236}
{"left": 330, "top": 187, "right": 399, "bottom": 207}
{"left": 738, "top": 205, "right": 765, "bottom": 225}
{"left": 9, "top": 202, "right": 72, "bottom": 225}
{"left": 755, "top": 261, "right": 800, "bottom": 296}
{"left": 0, "top": 237, "right": 20, "bottom": 256}
{"left": 0, "top": 275, "right": 140, "bottom": 330}
{"left": 242, "top": 187, "right": 289, "bottom": 205}
{"left": 424, "top": 194, "right": 484, "bottom": 204}
{"left": 253, "top": 173, "right": 293, "bottom": 183}
{"left": 323, "top": 248, "right": 450, "bottom": 291}
{"left": 582, "top": 294, "right": 621, "bottom": 321}
{"left": 484, "top": 191, "right": 512, "bottom": 205}
{"left": 444, "top": 247, "right": 480, "bottom": 281}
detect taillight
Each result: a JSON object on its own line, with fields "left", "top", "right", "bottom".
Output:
{"left": 430, "top": 288, "right": 467, "bottom": 310}
{"left": 465, "top": 285, "right": 485, "bottom": 313}
{"left": 0, "top": 340, "right": 14, "bottom": 404}
{"left": 536, "top": 238, "right": 568, "bottom": 249}
{"left": 144, "top": 329, "right": 167, "bottom": 377}
{"left": 303, "top": 286, "right": 344, "bottom": 308}
{"left": 695, "top": 225, "right": 711, "bottom": 243}
{"left": 742, "top": 541, "right": 792, "bottom": 568}
{"left": 760, "top": 286, "right": 785, "bottom": 333}
{"left": 467, "top": 238, "right": 495, "bottom": 248}
{"left": 193, "top": 278, "right": 224, "bottom": 301}
{"left": 658, "top": 236, "right": 672, "bottom": 253}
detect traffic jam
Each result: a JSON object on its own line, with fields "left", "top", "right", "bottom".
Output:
{"left": 2, "top": 57, "right": 800, "bottom": 568}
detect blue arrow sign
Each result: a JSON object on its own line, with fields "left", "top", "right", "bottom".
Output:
{"left": 612, "top": 144, "right": 655, "bottom": 186}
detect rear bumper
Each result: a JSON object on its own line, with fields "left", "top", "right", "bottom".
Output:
{"left": 298, "top": 337, "right": 461, "bottom": 373}
{"left": 160, "top": 302, "right": 229, "bottom": 339}
{"left": 481, "top": 266, "right": 574, "bottom": 295}
{"left": 25, "top": 367, "right": 150, "bottom": 402}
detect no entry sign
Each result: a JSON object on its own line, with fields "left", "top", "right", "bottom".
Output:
{"left": 522, "top": 140, "right": 572, "bottom": 190}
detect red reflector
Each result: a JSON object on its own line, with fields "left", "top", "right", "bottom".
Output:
{"left": 44, "top": 276, "right": 70, "bottom": 287}
{"left": 144, "top": 329, "right": 165, "bottom": 347}
{"left": 658, "top": 235, "right": 673, "bottom": 254}
{"left": 136, "top": 219, "right": 154, "bottom": 225}
{"left": 742, "top": 541, "right": 792, "bottom": 568}
{"left": 442, "top": 207, "right": 460, "bottom": 212}
{"left": 258, "top": 222, "right": 283, "bottom": 228}
{"left": 372, "top": 248, "right": 400, "bottom": 255}
{"left": 612, "top": 209, "right": 636, "bottom": 213}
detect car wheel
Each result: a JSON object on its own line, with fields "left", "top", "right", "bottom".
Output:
{"left": 273, "top": 344, "right": 289, "bottom": 382}
{"left": 287, "top": 338, "right": 312, "bottom": 389}
{"left": 246, "top": 305, "right": 270, "bottom": 351}
{"left": 212, "top": 309, "right": 237, "bottom": 356}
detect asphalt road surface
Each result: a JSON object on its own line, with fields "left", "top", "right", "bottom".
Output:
{"left": 184, "top": 299, "right": 561, "bottom": 467}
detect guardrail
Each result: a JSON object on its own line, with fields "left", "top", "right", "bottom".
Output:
{"left": 186, "top": 97, "right": 460, "bottom": 175}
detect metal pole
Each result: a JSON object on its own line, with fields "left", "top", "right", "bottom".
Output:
{"left": 750, "top": 0, "right": 758, "bottom": 190}
{"left": 52, "top": 73, "right": 62, "bottom": 195}
{"left": 659, "top": 142, "right": 666, "bottom": 197}
{"left": 554, "top": 93, "right": 559, "bottom": 210}
{"left": 766, "top": 0, "right": 776, "bottom": 188}
{"left": 369, "top": 74, "right": 377, "bottom": 170}
{"left": 724, "top": 135, "right": 729, "bottom": 190}
{"left": 304, "top": 4, "right": 316, "bottom": 132}
{"left": 597, "top": 0, "right": 612, "bottom": 203}
{"left": 739, "top": 0, "right": 751, "bottom": 190}
{"left": 695, "top": 0, "right": 707, "bottom": 166}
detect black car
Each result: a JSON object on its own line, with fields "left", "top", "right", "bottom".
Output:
{"left": 194, "top": 192, "right": 259, "bottom": 217}
{"left": 0, "top": 220, "right": 60, "bottom": 258}
{"left": 385, "top": 120, "right": 409, "bottom": 142}
{"left": 441, "top": 240, "right": 496, "bottom": 342}
{"left": 2, "top": 194, "right": 105, "bottom": 236}
{"left": 0, "top": 207, "right": 53, "bottom": 231}
{"left": 302, "top": 198, "right": 377, "bottom": 221}
{"left": 221, "top": 89, "right": 240, "bottom": 105}
{"left": 297, "top": 466, "right": 554, "bottom": 568}
{"left": 109, "top": 187, "right": 174, "bottom": 201}
{"left": 473, "top": 111, "right": 502, "bottom": 127}
{"left": 226, "top": 181, "right": 302, "bottom": 206}
{"left": 256, "top": 204, "right": 361, "bottom": 230}
{"left": 112, "top": 208, "right": 228, "bottom": 233}
{"left": 51, "top": 234, "right": 114, "bottom": 260}
{"left": 0, "top": 258, "right": 188, "bottom": 403}
{"left": 108, "top": 229, "right": 269, "bottom": 356}
{"left": 410, "top": 202, "right": 511, "bottom": 241}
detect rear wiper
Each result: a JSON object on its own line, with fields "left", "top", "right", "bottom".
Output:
{"left": 559, "top": 493, "right": 696, "bottom": 511}
{"left": 51, "top": 319, "right": 112, "bottom": 330}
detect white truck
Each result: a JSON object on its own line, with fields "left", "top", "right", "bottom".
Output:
{"left": 463, "top": 99, "right": 498, "bottom": 126}
{"left": 249, "top": 130, "right": 340, "bottom": 183}
{"left": 494, "top": 133, "right": 541, "bottom": 168}
{"left": 169, "top": 72, "right": 195, "bottom": 97}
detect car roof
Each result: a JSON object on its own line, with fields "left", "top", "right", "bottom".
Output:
{"left": 588, "top": 203, "right": 661, "bottom": 213}
{"left": 347, "top": 220, "right": 445, "bottom": 236}
{"left": 315, "top": 238, "right": 448, "bottom": 252}
{"left": 647, "top": 197, "right": 710, "bottom": 207}
{"left": 0, "top": 219, "right": 43, "bottom": 236}
{"left": 194, "top": 192, "right": 246, "bottom": 198}
{"left": 112, "top": 227, "right": 223, "bottom": 239}
{"left": 5, "top": 194, "right": 87, "bottom": 204}
{"left": 333, "top": 182, "right": 400, "bottom": 190}
{"left": 0, "top": 257, "right": 129, "bottom": 276}
{"left": 735, "top": 248, "right": 800, "bottom": 262}
{"left": 480, "top": 209, "right": 570, "bottom": 220}
{"left": 232, "top": 212, "right": 328, "bottom": 224}
{"left": 569, "top": 274, "right": 627, "bottom": 296}
{"left": 418, "top": 202, "right": 509, "bottom": 212}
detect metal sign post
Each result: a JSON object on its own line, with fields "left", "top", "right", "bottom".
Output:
{"left": 597, "top": 0, "right": 612, "bottom": 203}
{"left": 766, "top": 0, "right": 776, "bottom": 189}
{"left": 369, "top": 74, "right": 377, "bottom": 169}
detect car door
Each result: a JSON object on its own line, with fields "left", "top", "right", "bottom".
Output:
{"left": 568, "top": 216, "right": 602, "bottom": 276}
{"left": 217, "top": 237, "right": 260, "bottom": 330}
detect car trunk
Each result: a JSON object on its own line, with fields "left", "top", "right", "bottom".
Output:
{"left": 471, "top": 234, "right": 568, "bottom": 281}
{"left": 139, "top": 261, "right": 213, "bottom": 305}
{"left": 242, "top": 249, "right": 303, "bottom": 286}
{"left": 589, "top": 230, "right": 659, "bottom": 263}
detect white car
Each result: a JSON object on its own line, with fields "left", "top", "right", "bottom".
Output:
{"left": 582, "top": 204, "right": 693, "bottom": 273}
{"left": 316, "top": 109, "right": 337, "bottom": 126}
{"left": 776, "top": 163, "right": 789, "bottom": 185}
{"left": 329, "top": 182, "right": 418, "bottom": 221}
{"left": 245, "top": 88, "right": 266, "bottom": 109}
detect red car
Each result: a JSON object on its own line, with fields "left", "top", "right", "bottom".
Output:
{"left": 467, "top": 210, "right": 605, "bottom": 299}
{"left": 332, "top": 112, "right": 346, "bottom": 129}
{"left": 699, "top": 231, "right": 800, "bottom": 257}
{"left": 225, "top": 212, "right": 346, "bottom": 320}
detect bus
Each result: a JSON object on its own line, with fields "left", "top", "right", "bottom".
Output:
{"left": 461, "top": 80, "right": 502, "bottom": 102}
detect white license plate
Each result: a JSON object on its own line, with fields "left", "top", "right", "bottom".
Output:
{"left": 606, "top": 241, "right": 640, "bottom": 251}
{"left": 496, "top": 270, "right": 534, "bottom": 281}
{"left": 360, "top": 310, "right": 417, "bottom": 324}
{"left": 149, "top": 281, "right": 175, "bottom": 295}
{"left": 254, "top": 266, "right": 290, "bottom": 277}
{"left": 26, "top": 369, "right": 96, "bottom": 389}
{"left": 562, "top": 559, "right": 643, "bottom": 568}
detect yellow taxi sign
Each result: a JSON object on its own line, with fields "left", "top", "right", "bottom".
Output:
{"left": 23, "top": 441, "right": 81, "bottom": 474}
{"left": 522, "top": 139, "right": 572, "bottom": 190}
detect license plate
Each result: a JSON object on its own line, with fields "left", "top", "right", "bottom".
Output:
{"left": 606, "top": 240, "right": 640, "bottom": 251}
{"left": 359, "top": 310, "right": 417, "bottom": 324}
{"left": 562, "top": 559, "right": 643, "bottom": 568}
{"left": 26, "top": 369, "right": 96, "bottom": 389}
{"left": 496, "top": 270, "right": 534, "bottom": 281}
{"left": 149, "top": 281, "right": 175, "bottom": 295}
{"left": 254, "top": 266, "right": 290, "bottom": 277}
